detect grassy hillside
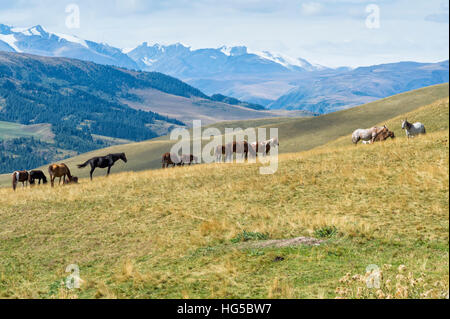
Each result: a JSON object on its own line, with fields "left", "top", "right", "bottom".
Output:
{"left": 1, "top": 83, "right": 446, "bottom": 186}
{"left": 324, "top": 97, "right": 449, "bottom": 149}
{"left": 0, "top": 104, "right": 447, "bottom": 298}
{"left": 0, "top": 121, "right": 54, "bottom": 142}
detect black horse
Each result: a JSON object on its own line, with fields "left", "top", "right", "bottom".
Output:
{"left": 29, "top": 170, "right": 48, "bottom": 185}
{"left": 77, "top": 153, "right": 127, "bottom": 180}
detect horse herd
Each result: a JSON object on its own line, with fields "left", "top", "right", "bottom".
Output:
{"left": 161, "top": 138, "right": 279, "bottom": 168}
{"left": 352, "top": 119, "right": 426, "bottom": 145}
{"left": 9, "top": 119, "right": 425, "bottom": 190}
{"left": 11, "top": 153, "right": 127, "bottom": 191}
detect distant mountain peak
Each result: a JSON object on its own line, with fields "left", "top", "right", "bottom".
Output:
{"left": 0, "top": 23, "right": 138, "bottom": 69}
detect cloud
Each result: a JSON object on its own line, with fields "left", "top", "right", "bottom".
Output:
{"left": 425, "top": 0, "right": 449, "bottom": 24}
{"left": 425, "top": 13, "right": 449, "bottom": 23}
{"left": 300, "top": 2, "right": 323, "bottom": 16}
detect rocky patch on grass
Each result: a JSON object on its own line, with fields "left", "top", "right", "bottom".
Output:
{"left": 241, "top": 236, "right": 324, "bottom": 249}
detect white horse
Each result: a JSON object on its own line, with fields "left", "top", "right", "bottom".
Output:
{"left": 402, "top": 119, "right": 426, "bottom": 138}
{"left": 352, "top": 126, "right": 388, "bottom": 145}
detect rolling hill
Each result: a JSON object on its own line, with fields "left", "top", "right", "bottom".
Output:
{"left": 0, "top": 90, "right": 447, "bottom": 298}
{"left": 0, "top": 52, "right": 304, "bottom": 173}
{"left": 0, "top": 83, "right": 447, "bottom": 185}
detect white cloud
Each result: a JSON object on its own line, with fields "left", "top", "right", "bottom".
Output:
{"left": 300, "top": 2, "right": 323, "bottom": 16}
{"left": 0, "top": 0, "right": 448, "bottom": 67}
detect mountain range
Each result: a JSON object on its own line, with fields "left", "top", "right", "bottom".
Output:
{"left": 1, "top": 23, "right": 449, "bottom": 114}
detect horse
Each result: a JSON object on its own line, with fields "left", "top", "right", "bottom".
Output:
{"left": 375, "top": 130, "right": 395, "bottom": 142}
{"left": 215, "top": 144, "right": 234, "bottom": 163}
{"left": 402, "top": 119, "right": 426, "bottom": 138}
{"left": 29, "top": 170, "right": 48, "bottom": 185}
{"left": 48, "top": 164, "right": 77, "bottom": 187}
{"left": 12, "top": 170, "right": 29, "bottom": 191}
{"left": 77, "top": 153, "right": 127, "bottom": 180}
{"left": 218, "top": 141, "right": 250, "bottom": 162}
{"left": 162, "top": 152, "right": 182, "bottom": 168}
{"left": 352, "top": 126, "right": 388, "bottom": 145}
{"left": 361, "top": 130, "right": 395, "bottom": 144}
{"left": 250, "top": 137, "right": 279, "bottom": 157}
{"left": 181, "top": 154, "right": 198, "bottom": 166}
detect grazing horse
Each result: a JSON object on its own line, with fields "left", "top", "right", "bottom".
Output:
{"left": 29, "top": 170, "right": 48, "bottom": 185}
{"left": 352, "top": 126, "right": 388, "bottom": 145}
{"left": 402, "top": 119, "right": 426, "bottom": 138}
{"left": 215, "top": 145, "right": 227, "bottom": 163}
{"left": 225, "top": 141, "right": 250, "bottom": 162}
{"left": 375, "top": 130, "right": 395, "bottom": 142}
{"left": 12, "top": 170, "right": 29, "bottom": 191}
{"left": 162, "top": 152, "right": 182, "bottom": 168}
{"left": 362, "top": 130, "right": 396, "bottom": 144}
{"left": 251, "top": 138, "right": 279, "bottom": 157}
{"left": 77, "top": 153, "right": 127, "bottom": 180}
{"left": 181, "top": 154, "right": 198, "bottom": 166}
{"left": 48, "top": 164, "right": 76, "bottom": 187}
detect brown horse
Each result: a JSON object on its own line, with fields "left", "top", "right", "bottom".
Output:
{"left": 12, "top": 170, "right": 29, "bottom": 191}
{"left": 48, "top": 164, "right": 76, "bottom": 187}
{"left": 372, "top": 129, "right": 395, "bottom": 142}
{"left": 162, "top": 152, "right": 182, "bottom": 168}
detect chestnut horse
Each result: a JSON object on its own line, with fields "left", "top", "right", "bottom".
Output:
{"left": 48, "top": 163, "right": 77, "bottom": 187}
{"left": 362, "top": 130, "right": 395, "bottom": 144}
{"left": 375, "top": 130, "right": 395, "bottom": 142}
{"left": 12, "top": 170, "right": 29, "bottom": 191}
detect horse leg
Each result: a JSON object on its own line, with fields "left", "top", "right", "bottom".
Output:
{"left": 90, "top": 167, "right": 95, "bottom": 180}
{"left": 107, "top": 166, "right": 111, "bottom": 176}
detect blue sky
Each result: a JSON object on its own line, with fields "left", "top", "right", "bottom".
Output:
{"left": 0, "top": 0, "right": 448, "bottom": 67}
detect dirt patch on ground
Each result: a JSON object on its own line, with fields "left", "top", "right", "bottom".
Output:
{"left": 242, "top": 237, "right": 324, "bottom": 249}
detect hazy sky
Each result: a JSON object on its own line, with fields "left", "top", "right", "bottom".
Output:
{"left": 0, "top": 0, "right": 448, "bottom": 67}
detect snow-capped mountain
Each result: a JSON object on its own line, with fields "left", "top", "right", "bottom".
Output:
{"left": 126, "top": 42, "right": 324, "bottom": 77}
{"left": 2, "top": 23, "right": 448, "bottom": 112}
{"left": 0, "top": 24, "right": 138, "bottom": 69}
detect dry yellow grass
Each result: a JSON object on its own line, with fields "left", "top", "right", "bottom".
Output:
{"left": 0, "top": 113, "right": 448, "bottom": 298}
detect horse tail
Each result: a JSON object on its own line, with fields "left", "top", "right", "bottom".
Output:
{"left": 77, "top": 160, "right": 90, "bottom": 169}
